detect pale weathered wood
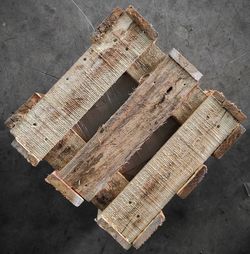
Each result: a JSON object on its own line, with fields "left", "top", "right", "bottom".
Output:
{"left": 45, "top": 171, "right": 83, "bottom": 207}
{"left": 132, "top": 211, "right": 165, "bottom": 249}
{"left": 10, "top": 7, "right": 157, "bottom": 166}
{"left": 177, "top": 164, "right": 207, "bottom": 199}
{"left": 5, "top": 93, "right": 44, "bottom": 129}
{"left": 96, "top": 210, "right": 132, "bottom": 250}
{"left": 169, "top": 48, "right": 203, "bottom": 81}
{"left": 97, "top": 96, "right": 239, "bottom": 244}
{"left": 206, "top": 90, "right": 247, "bottom": 123}
{"left": 213, "top": 124, "right": 246, "bottom": 159}
{"left": 55, "top": 56, "right": 198, "bottom": 201}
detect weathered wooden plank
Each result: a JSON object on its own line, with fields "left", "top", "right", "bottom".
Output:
{"left": 206, "top": 90, "right": 247, "bottom": 123}
{"left": 45, "top": 171, "right": 83, "bottom": 207}
{"left": 10, "top": 7, "right": 157, "bottom": 166}
{"left": 55, "top": 56, "right": 198, "bottom": 201}
{"left": 92, "top": 172, "right": 128, "bottom": 210}
{"left": 177, "top": 164, "right": 207, "bottom": 199}
{"left": 132, "top": 211, "right": 165, "bottom": 249}
{"left": 44, "top": 129, "right": 86, "bottom": 171}
{"left": 213, "top": 124, "right": 246, "bottom": 159}
{"left": 97, "top": 96, "right": 239, "bottom": 244}
{"left": 127, "top": 44, "right": 207, "bottom": 124}
{"left": 97, "top": 209, "right": 132, "bottom": 250}
{"left": 5, "top": 93, "right": 44, "bottom": 129}
{"left": 169, "top": 48, "right": 203, "bottom": 81}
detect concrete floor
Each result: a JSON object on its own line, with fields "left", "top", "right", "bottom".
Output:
{"left": 0, "top": 0, "right": 250, "bottom": 253}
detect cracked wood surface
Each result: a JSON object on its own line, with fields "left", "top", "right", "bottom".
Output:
{"left": 9, "top": 7, "right": 156, "bottom": 166}
{"left": 97, "top": 96, "right": 239, "bottom": 244}
{"left": 56, "top": 56, "right": 198, "bottom": 201}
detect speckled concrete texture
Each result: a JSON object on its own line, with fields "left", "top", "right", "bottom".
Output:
{"left": 0, "top": 1, "right": 249, "bottom": 253}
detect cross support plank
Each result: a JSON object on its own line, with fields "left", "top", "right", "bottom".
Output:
{"left": 9, "top": 6, "right": 157, "bottom": 166}
{"left": 97, "top": 96, "right": 239, "bottom": 244}
{"left": 56, "top": 56, "right": 198, "bottom": 201}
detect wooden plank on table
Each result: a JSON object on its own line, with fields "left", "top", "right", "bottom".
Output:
{"left": 96, "top": 96, "right": 239, "bottom": 245}
{"left": 55, "top": 55, "right": 198, "bottom": 201}
{"left": 177, "top": 164, "right": 207, "bottom": 199}
{"left": 9, "top": 6, "right": 157, "bottom": 166}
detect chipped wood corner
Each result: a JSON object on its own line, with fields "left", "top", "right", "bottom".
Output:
{"left": 96, "top": 213, "right": 132, "bottom": 250}
{"left": 6, "top": 5, "right": 247, "bottom": 250}
{"left": 45, "top": 171, "right": 84, "bottom": 207}
{"left": 169, "top": 48, "right": 203, "bottom": 81}
{"left": 132, "top": 211, "right": 165, "bottom": 249}
{"left": 177, "top": 164, "right": 208, "bottom": 199}
{"left": 213, "top": 124, "right": 246, "bottom": 159}
{"left": 125, "top": 5, "right": 158, "bottom": 40}
{"left": 205, "top": 89, "right": 247, "bottom": 123}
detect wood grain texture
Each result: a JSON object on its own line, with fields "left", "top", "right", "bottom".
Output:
{"left": 10, "top": 10, "right": 156, "bottom": 166}
{"left": 177, "top": 164, "right": 207, "bottom": 199}
{"left": 206, "top": 90, "right": 247, "bottom": 123}
{"left": 132, "top": 211, "right": 165, "bottom": 249}
{"left": 213, "top": 124, "right": 246, "bottom": 159}
{"left": 97, "top": 96, "right": 239, "bottom": 244}
{"left": 127, "top": 44, "right": 207, "bottom": 124}
{"left": 92, "top": 172, "right": 128, "bottom": 210}
{"left": 56, "top": 56, "right": 198, "bottom": 201}
{"left": 169, "top": 48, "right": 203, "bottom": 81}
{"left": 44, "top": 129, "right": 86, "bottom": 171}
{"left": 5, "top": 93, "right": 43, "bottom": 129}
{"left": 45, "top": 171, "right": 83, "bottom": 207}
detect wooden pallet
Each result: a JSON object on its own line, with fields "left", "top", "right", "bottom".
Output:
{"left": 6, "top": 6, "right": 246, "bottom": 249}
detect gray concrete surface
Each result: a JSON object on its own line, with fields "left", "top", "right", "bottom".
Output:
{"left": 0, "top": 0, "right": 250, "bottom": 253}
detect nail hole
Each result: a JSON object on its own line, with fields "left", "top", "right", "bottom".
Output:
{"left": 83, "top": 58, "right": 87, "bottom": 61}
{"left": 136, "top": 215, "right": 140, "bottom": 218}
{"left": 33, "top": 123, "right": 37, "bottom": 126}
{"left": 166, "top": 86, "right": 173, "bottom": 94}
{"left": 125, "top": 47, "right": 129, "bottom": 51}
{"left": 85, "top": 184, "right": 88, "bottom": 187}
{"left": 45, "top": 137, "right": 48, "bottom": 141}
{"left": 113, "top": 38, "right": 117, "bottom": 42}
{"left": 217, "top": 125, "right": 220, "bottom": 128}
{"left": 129, "top": 201, "right": 132, "bottom": 204}
{"left": 207, "top": 115, "right": 210, "bottom": 119}
{"left": 66, "top": 77, "right": 69, "bottom": 80}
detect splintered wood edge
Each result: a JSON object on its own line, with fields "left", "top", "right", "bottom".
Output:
{"left": 96, "top": 212, "right": 132, "bottom": 250}
{"left": 125, "top": 5, "right": 158, "bottom": 40}
{"left": 5, "top": 92, "right": 44, "bottom": 129}
{"left": 169, "top": 48, "right": 203, "bottom": 81}
{"left": 91, "top": 7, "right": 124, "bottom": 43}
{"left": 45, "top": 171, "right": 84, "bottom": 207}
{"left": 92, "top": 5, "right": 158, "bottom": 43}
{"left": 132, "top": 211, "right": 165, "bottom": 249}
{"left": 213, "top": 124, "right": 246, "bottom": 159}
{"left": 206, "top": 90, "right": 247, "bottom": 123}
{"left": 11, "top": 139, "right": 39, "bottom": 166}
{"left": 177, "top": 164, "right": 207, "bottom": 199}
